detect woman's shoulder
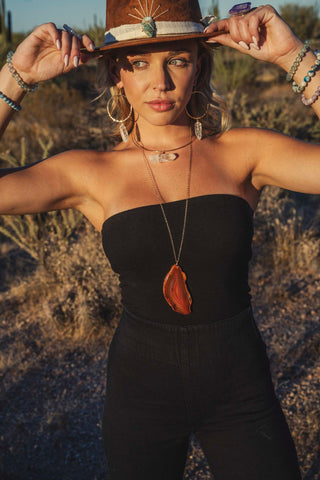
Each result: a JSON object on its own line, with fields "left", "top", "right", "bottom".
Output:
{"left": 54, "top": 147, "right": 127, "bottom": 170}
{"left": 59, "top": 148, "right": 117, "bottom": 161}
{"left": 206, "top": 127, "right": 288, "bottom": 163}
{"left": 214, "top": 127, "right": 287, "bottom": 147}
{"left": 58, "top": 145, "right": 139, "bottom": 191}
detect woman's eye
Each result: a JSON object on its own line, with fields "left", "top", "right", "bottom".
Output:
{"left": 169, "top": 58, "right": 188, "bottom": 66}
{"left": 132, "top": 60, "right": 148, "bottom": 68}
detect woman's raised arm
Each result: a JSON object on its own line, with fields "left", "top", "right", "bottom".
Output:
{"left": 206, "top": 5, "right": 320, "bottom": 118}
{"left": 0, "top": 24, "right": 106, "bottom": 227}
{"left": 0, "top": 22, "right": 96, "bottom": 138}
{"left": 205, "top": 5, "right": 320, "bottom": 193}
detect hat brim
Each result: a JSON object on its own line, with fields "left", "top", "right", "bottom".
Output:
{"left": 90, "top": 30, "right": 224, "bottom": 54}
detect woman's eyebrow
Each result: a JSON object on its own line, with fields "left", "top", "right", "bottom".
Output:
{"left": 126, "top": 52, "right": 151, "bottom": 57}
{"left": 126, "top": 49, "right": 192, "bottom": 57}
{"left": 169, "top": 50, "right": 193, "bottom": 55}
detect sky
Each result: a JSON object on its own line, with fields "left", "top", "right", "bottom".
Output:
{"left": 4, "top": 0, "right": 319, "bottom": 34}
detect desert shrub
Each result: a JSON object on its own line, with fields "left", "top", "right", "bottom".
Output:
{"left": 213, "top": 47, "right": 260, "bottom": 92}
{"left": 226, "top": 90, "right": 320, "bottom": 141}
{"left": 0, "top": 72, "right": 120, "bottom": 340}
{"left": 1, "top": 81, "right": 89, "bottom": 159}
{"left": 0, "top": 67, "right": 114, "bottom": 265}
{"left": 1, "top": 67, "right": 113, "bottom": 161}
{"left": 0, "top": 43, "right": 9, "bottom": 65}
{"left": 85, "top": 22, "right": 105, "bottom": 47}
{"left": 253, "top": 186, "right": 320, "bottom": 277}
{"left": 0, "top": 220, "right": 121, "bottom": 343}
{"left": 272, "top": 211, "right": 319, "bottom": 272}
{"left": 0, "top": 137, "right": 83, "bottom": 262}
{"left": 0, "top": 32, "right": 28, "bottom": 64}
{"left": 279, "top": 3, "right": 319, "bottom": 40}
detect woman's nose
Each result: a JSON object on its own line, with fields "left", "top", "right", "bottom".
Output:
{"left": 152, "top": 66, "right": 172, "bottom": 91}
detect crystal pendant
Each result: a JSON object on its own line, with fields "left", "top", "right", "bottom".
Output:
{"left": 149, "top": 152, "right": 177, "bottom": 163}
{"left": 194, "top": 120, "right": 202, "bottom": 140}
{"left": 163, "top": 264, "right": 192, "bottom": 315}
{"left": 119, "top": 123, "right": 129, "bottom": 143}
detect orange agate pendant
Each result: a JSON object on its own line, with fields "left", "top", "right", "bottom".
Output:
{"left": 163, "top": 265, "right": 192, "bottom": 315}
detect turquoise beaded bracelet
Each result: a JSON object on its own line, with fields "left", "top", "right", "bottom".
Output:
{"left": 6, "top": 51, "right": 38, "bottom": 93}
{"left": 292, "top": 49, "right": 320, "bottom": 94}
{"left": 286, "top": 39, "right": 311, "bottom": 82}
{"left": 0, "top": 91, "right": 22, "bottom": 111}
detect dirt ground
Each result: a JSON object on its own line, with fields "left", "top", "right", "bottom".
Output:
{"left": 0, "top": 251, "right": 319, "bottom": 479}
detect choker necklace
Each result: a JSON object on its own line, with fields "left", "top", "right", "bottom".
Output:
{"left": 132, "top": 128, "right": 195, "bottom": 163}
{"left": 142, "top": 141, "right": 193, "bottom": 315}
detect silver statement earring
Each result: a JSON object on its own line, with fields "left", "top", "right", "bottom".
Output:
{"left": 185, "top": 91, "right": 208, "bottom": 140}
{"left": 106, "top": 94, "right": 133, "bottom": 143}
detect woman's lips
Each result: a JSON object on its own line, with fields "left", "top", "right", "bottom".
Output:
{"left": 147, "top": 100, "right": 175, "bottom": 112}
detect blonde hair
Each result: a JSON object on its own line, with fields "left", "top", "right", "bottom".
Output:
{"left": 96, "top": 41, "right": 230, "bottom": 139}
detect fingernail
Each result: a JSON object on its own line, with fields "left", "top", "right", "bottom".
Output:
{"left": 64, "top": 54, "right": 69, "bottom": 67}
{"left": 73, "top": 56, "right": 79, "bottom": 68}
{"left": 250, "top": 43, "right": 260, "bottom": 51}
{"left": 89, "top": 43, "right": 95, "bottom": 51}
{"left": 204, "top": 27, "right": 210, "bottom": 33}
{"left": 252, "top": 36, "right": 258, "bottom": 46}
{"left": 56, "top": 39, "right": 61, "bottom": 50}
{"left": 239, "top": 41, "right": 249, "bottom": 50}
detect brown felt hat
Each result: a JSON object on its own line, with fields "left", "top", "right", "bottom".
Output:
{"left": 96, "top": 0, "right": 220, "bottom": 52}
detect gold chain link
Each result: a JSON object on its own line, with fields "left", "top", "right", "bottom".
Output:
{"left": 141, "top": 140, "right": 192, "bottom": 265}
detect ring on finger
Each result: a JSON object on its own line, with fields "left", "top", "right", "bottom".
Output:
{"left": 63, "top": 24, "right": 82, "bottom": 41}
{"left": 228, "top": 2, "right": 251, "bottom": 16}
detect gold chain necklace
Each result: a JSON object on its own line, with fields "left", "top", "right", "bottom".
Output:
{"left": 133, "top": 128, "right": 196, "bottom": 163}
{"left": 142, "top": 142, "right": 193, "bottom": 315}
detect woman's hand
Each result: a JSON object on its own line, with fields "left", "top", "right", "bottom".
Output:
{"left": 206, "top": 5, "right": 303, "bottom": 71}
{"left": 10, "top": 23, "right": 97, "bottom": 85}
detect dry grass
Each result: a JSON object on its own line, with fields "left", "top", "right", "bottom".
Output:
{"left": 253, "top": 186, "right": 320, "bottom": 277}
{"left": 0, "top": 220, "right": 121, "bottom": 344}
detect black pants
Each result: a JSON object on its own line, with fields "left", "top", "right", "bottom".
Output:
{"left": 102, "top": 306, "right": 301, "bottom": 480}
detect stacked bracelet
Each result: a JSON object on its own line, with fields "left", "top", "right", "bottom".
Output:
{"left": 292, "top": 49, "right": 320, "bottom": 94}
{"left": 301, "top": 85, "right": 320, "bottom": 106}
{"left": 6, "top": 51, "right": 38, "bottom": 93}
{"left": 0, "top": 91, "right": 22, "bottom": 111}
{"left": 286, "top": 39, "right": 311, "bottom": 82}
{"left": 286, "top": 41, "right": 320, "bottom": 106}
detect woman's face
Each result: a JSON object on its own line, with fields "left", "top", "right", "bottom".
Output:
{"left": 113, "top": 40, "right": 201, "bottom": 127}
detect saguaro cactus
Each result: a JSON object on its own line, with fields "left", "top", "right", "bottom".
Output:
{"left": 0, "top": 0, "right": 6, "bottom": 45}
{"left": 0, "top": 0, "right": 11, "bottom": 46}
{"left": 7, "top": 9, "right": 11, "bottom": 43}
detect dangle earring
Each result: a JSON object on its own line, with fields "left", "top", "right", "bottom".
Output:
{"left": 106, "top": 93, "right": 133, "bottom": 143}
{"left": 185, "top": 91, "right": 209, "bottom": 141}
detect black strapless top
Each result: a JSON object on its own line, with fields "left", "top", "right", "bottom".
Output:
{"left": 101, "top": 194, "right": 253, "bottom": 325}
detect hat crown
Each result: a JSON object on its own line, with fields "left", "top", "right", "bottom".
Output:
{"left": 106, "top": 0, "right": 202, "bottom": 30}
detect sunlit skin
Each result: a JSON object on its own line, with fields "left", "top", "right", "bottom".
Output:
{"left": 0, "top": 6, "right": 319, "bottom": 233}
{"left": 111, "top": 40, "right": 202, "bottom": 148}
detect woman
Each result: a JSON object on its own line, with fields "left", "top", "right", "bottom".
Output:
{"left": 0, "top": 0, "right": 319, "bottom": 478}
